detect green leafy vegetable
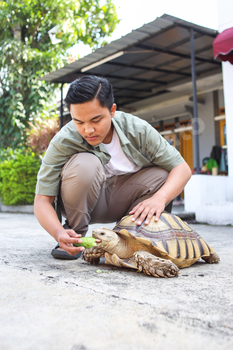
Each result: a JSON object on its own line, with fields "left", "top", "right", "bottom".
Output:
{"left": 73, "top": 237, "right": 97, "bottom": 249}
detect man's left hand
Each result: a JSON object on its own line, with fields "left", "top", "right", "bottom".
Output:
{"left": 129, "top": 193, "right": 167, "bottom": 225}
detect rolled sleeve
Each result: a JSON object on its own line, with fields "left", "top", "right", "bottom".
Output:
{"left": 113, "top": 112, "right": 184, "bottom": 171}
{"left": 35, "top": 142, "right": 72, "bottom": 196}
{"left": 144, "top": 126, "right": 184, "bottom": 171}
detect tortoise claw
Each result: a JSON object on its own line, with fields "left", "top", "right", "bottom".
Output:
{"left": 134, "top": 251, "right": 179, "bottom": 278}
{"left": 82, "top": 246, "right": 105, "bottom": 265}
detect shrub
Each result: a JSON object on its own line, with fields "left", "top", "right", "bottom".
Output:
{"left": 0, "top": 149, "right": 40, "bottom": 205}
{"left": 26, "top": 116, "right": 59, "bottom": 155}
{"left": 0, "top": 147, "right": 20, "bottom": 162}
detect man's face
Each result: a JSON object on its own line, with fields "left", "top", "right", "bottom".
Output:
{"left": 70, "top": 99, "right": 116, "bottom": 146}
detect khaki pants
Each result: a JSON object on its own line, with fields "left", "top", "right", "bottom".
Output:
{"left": 58, "top": 153, "right": 170, "bottom": 235}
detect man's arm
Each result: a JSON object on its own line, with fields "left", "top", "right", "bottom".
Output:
{"left": 129, "top": 161, "right": 192, "bottom": 225}
{"left": 34, "top": 194, "right": 85, "bottom": 256}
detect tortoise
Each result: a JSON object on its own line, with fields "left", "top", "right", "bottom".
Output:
{"left": 82, "top": 212, "right": 220, "bottom": 277}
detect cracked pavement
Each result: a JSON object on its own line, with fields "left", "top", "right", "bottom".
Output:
{"left": 0, "top": 212, "right": 233, "bottom": 350}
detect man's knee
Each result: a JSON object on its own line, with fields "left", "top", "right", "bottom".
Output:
{"left": 154, "top": 167, "right": 169, "bottom": 184}
{"left": 137, "top": 167, "right": 169, "bottom": 191}
{"left": 61, "top": 153, "right": 105, "bottom": 187}
{"left": 59, "top": 153, "right": 106, "bottom": 215}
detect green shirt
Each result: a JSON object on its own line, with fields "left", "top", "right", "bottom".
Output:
{"left": 36, "top": 111, "right": 184, "bottom": 196}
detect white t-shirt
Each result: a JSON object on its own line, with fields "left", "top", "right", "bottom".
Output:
{"left": 102, "top": 129, "right": 142, "bottom": 178}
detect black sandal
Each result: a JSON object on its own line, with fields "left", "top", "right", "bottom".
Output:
{"left": 51, "top": 244, "right": 82, "bottom": 260}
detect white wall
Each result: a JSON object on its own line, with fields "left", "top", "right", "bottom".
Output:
{"left": 185, "top": 175, "right": 233, "bottom": 225}
{"left": 217, "top": 0, "right": 233, "bottom": 177}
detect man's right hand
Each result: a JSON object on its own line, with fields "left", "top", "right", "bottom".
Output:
{"left": 34, "top": 194, "right": 86, "bottom": 256}
{"left": 57, "top": 229, "right": 85, "bottom": 256}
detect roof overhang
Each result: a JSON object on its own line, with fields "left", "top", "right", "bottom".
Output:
{"left": 40, "top": 14, "right": 222, "bottom": 110}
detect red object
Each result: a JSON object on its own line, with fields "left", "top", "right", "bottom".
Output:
{"left": 213, "top": 27, "right": 233, "bottom": 64}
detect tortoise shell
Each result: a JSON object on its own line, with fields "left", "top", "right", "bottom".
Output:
{"left": 113, "top": 212, "right": 215, "bottom": 268}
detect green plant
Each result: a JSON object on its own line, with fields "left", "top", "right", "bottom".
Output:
{"left": 0, "top": 40, "right": 60, "bottom": 148}
{"left": 0, "top": 149, "right": 40, "bottom": 205}
{"left": 0, "top": 147, "right": 22, "bottom": 162}
{"left": 0, "top": 0, "right": 119, "bottom": 148}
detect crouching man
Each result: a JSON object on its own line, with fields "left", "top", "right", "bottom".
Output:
{"left": 34, "top": 75, "right": 191, "bottom": 259}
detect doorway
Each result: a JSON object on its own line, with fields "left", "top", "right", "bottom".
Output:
{"left": 179, "top": 130, "right": 193, "bottom": 170}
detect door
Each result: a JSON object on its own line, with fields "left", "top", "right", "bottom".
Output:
{"left": 219, "top": 119, "right": 226, "bottom": 146}
{"left": 179, "top": 130, "right": 193, "bottom": 198}
{"left": 179, "top": 130, "right": 193, "bottom": 170}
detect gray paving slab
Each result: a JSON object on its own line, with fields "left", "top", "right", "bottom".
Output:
{"left": 0, "top": 212, "right": 233, "bottom": 350}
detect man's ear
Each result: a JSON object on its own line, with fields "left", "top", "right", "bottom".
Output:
{"left": 110, "top": 103, "right": 117, "bottom": 118}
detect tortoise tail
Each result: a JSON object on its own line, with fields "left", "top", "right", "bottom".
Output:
{"left": 202, "top": 252, "right": 220, "bottom": 264}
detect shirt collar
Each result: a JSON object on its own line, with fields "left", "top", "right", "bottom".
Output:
{"left": 112, "top": 117, "right": 130, "bottom": 146}
{"left": 93, "top": 115, "right": 130, "bottom": 152}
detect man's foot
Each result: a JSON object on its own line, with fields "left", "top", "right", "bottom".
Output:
{"left": 51, "top": 221, "right": 81, "bottom": 260}
{"left": 51, "top": 243, "right": 82, "bottom": 260}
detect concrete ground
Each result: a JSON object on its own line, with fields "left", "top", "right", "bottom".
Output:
{"left": 0, "top": 212, "right": 233, "bottom": 350}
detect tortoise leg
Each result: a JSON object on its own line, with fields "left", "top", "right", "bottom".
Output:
{"left": 106, "top": 251, "right": 179, "bottom": 278}
{"left": 105, "top": 252, "right": 138, "bottom": 269}
{"left": 104, "top": 252, "right": 116, "bottom": 266}
{"left": 82, "top": 246, "right": 105, "bottom": 265}
{"left": 134, "top": 251, "right": 179, "bottom": 278}
{"left": 202, "top": 252, "right": 220, "bottom": 264}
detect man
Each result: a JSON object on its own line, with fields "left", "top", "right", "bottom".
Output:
{"left": 34, "top": 75, "right": 192, "bottom": 260}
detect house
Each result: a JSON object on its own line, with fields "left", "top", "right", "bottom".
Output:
{"left": 41, "top": 13, "right": 233, "bottom": 225}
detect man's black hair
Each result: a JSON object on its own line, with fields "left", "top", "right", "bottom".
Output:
{"left": 64, "top": 75, "right": 114, "bottom": 112}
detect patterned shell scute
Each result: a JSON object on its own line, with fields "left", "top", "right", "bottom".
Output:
{"left": 113, "top": 212, "right": 214, "bottom": 268}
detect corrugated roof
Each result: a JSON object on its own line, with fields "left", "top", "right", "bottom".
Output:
{"left": 41, "top": 14, "right": 221, "bottom": 109}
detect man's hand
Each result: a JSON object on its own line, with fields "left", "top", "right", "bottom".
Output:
{"left": 129, "top": 161, "right": 192, "bottom": 226}
{"left": 57, "top": 229, "right": 85, "bottom": 256}
{"left": 34, "top": 194, "right": 86, "bottom": 256}
{"left": 129, "top": 192, "right": 166, "bottom": 225}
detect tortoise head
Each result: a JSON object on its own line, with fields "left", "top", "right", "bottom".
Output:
{"left": 92, "top": 228, "right": 120, "bottom": 249}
